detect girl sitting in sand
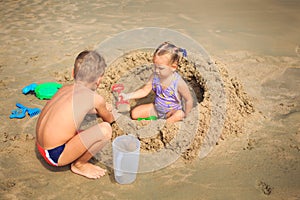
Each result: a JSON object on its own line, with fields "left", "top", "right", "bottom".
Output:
{"left": 121, "top": 42, "right": 193, "bottom": 123}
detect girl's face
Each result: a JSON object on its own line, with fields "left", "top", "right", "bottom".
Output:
{"left": 153, "top": 54, "right": 177, "bottom": 79}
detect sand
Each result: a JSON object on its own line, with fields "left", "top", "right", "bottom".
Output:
{"left": 1, "top": 0, "right": 300, "bottom": 199}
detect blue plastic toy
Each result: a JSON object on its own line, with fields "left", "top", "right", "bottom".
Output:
{"left": 16, "top": 103, "right": 41, "bottom": 117}
{"left": 10, "top": 108, "right": 27, "bottom": 119}
{"left": 22, "top": 83, "right": 38, "bottom": 94}
{"left": 10, "top": 103, "right": 41, "bottom": 119}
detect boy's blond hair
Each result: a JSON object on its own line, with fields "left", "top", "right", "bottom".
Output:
{"left": 73, "top": 50, "right": 106, "bottom": 83}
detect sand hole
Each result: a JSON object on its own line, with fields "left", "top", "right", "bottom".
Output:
{"left": 96, "top": 50, "right": 209, "bottom": 166}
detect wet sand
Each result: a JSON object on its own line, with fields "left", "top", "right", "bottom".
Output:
{"left": 1, "top": 0, "right": 300, "bottom": 199}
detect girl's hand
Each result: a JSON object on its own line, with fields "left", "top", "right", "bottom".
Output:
{"left": 166, "top": 110, "right": 185, "bottom": 119}
{"left": 119, "top": 93, "right": 132, "bottom": 101}
{"left": 166, "top": 110, "right": 177, "bottom": 118}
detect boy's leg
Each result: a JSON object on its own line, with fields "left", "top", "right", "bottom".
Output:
{"left": 58, "top": 122, "right": 112, "bottom": 179}
{"left": 131, "top": 103, "right": 156, "bottom": 119}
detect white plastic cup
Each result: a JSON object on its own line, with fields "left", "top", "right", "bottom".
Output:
{"left": 112, "top": 135, "right": 140, "bottom": 184}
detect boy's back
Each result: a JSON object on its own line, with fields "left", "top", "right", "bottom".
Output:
{"left": 37, "top": 85, "right": 75, "bottom": 149}
{"left": 37, "top": 83, "right": 103, "bottom": 148}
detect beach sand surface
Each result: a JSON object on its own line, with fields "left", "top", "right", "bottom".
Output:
{"left": 1, "top": 0, "right": 300, "bottom": 199}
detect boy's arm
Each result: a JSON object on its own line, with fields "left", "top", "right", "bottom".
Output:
{"left": 177, "top": 78, "right": 193, "bottom": 117}
{"left": 94, "top": 94, "right": 115, "bottom": 123}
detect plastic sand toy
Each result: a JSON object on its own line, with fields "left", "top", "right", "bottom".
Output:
{"left": 111, "top": 83, "right": 130, "bottom": 112}
{"left": 34, "top": 82, "right": 62, "bottom": 100}
{"left": 137, "top": 116, "right": 157, "bottom": 121}
{"left": 22, "top": 82, "right": 62, "bottom": 100}
{"left": 22, "top": 83, "right": 38, "bottom": 94}
{"left": 10, "top": 103, "right": 41, "bottom": 119}
{"left": 10, "top": 108, "right": 27, "bottom": 119}
{"left": 16, "top": 103, "right": 41, "bottom": 117}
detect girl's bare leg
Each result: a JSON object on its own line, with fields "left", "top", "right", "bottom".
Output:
{"left": 166, "top": 110, "right": 185, "bottom": 123}
{"left": 58, "top": 122, "right": 112, "bottom": 179}
{"left": 131, "top": 103, "right": 156, "bottom": 119}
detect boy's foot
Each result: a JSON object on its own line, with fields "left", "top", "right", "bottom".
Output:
{"left": 71, "top": 162, "right": 107, "bottom": 179}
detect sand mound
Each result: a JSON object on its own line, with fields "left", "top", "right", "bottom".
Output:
{"left": 84, "top": 50, "right": 255, "bottom": 162}
{"left": 54, "top": 50, "right": 254, "bottom": 163}
{"left": 53, "top": 49, "right": 254, "bottom": 166}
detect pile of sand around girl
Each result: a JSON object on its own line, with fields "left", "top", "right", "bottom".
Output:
{"left": 56, "top": 50, "right": 254, "bottom": 164}
{"left": 95, "top": 50, "right": 254, "bottom": 162}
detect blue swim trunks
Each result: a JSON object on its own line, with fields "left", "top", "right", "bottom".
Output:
{"left": 37, "top": 142, "right": 65, "bottom": 167}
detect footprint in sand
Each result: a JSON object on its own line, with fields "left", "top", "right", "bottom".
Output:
{"left": 243, "top": 138, "right": 256, "bottom": 150}
{"left": 256, "top": 180, "right": 273, "bottom": 195}
{"left": 0, "top": 179, "right": 16, "bottom": 191}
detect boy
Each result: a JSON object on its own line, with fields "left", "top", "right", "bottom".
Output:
{"left": 36, "top": 50, "right": 115, "bottom": 179}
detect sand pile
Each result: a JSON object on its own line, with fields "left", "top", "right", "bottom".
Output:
{"left": 63, "top": 49, "right": 254, "bottom": 162}
{"left": 54, "top": 50, "right": 254, "bottom": 162}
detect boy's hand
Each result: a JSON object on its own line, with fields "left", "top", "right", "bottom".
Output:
{"left": 106, "top": 102, "right": 113, "bottom": 112}
{"left": 112, "top": 108, "right": 121, "bottom": 120}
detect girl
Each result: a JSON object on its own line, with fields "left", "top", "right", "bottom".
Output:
{"left": 121, "top": 42, "right": 193, "bottom": 123}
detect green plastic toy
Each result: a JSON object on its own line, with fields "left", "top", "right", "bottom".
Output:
{"left": 34, "top": 82, "right": 62, "bottom": 100}
{"left": 137, "top": 116, "right": 157, "bottom": 121}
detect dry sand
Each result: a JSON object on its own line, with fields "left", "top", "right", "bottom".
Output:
{"left": 1, "top": 0, "right": 300, "bottom": 199}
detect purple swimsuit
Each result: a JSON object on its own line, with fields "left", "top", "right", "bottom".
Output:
{"left": 152, "top": 72, "right": 182, "bottom": 118}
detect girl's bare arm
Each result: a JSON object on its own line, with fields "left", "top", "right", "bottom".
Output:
{"left": 123, "top": 73, "right": 154, "bottom": 100}
{"left": 177, "top": 77, "right": 193, "bottom": 117}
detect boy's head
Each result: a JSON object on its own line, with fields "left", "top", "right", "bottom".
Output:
{"left": 73, "top": 50, "right": 106, "bottom": 84}
{"left": 153, "top": 42, "right": 181, "bottom": 68}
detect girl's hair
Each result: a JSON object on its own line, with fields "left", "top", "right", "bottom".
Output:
{"left": 73, "top": 50, "right": 106, "bottom": 83}
{"left": 153, "top": 42, "right": 186, "bottom": 65}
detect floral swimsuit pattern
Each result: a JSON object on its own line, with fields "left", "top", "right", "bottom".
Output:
{"left": 152, "top": 72, "right": 182, "bottom": 118}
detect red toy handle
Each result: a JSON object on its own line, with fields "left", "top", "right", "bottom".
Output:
{"left": 116, "top": 96, "right": 129, "bottom": 106}
{"left": 112, "top": 84, "right": 129, "bottom": 106}
{"left": 111, "top": 84, "right": 124, "bottom": 94}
